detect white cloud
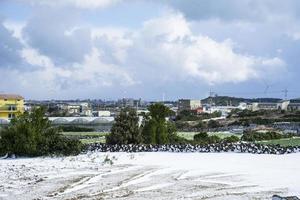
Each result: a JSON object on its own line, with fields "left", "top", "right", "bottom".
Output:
{"left": 0, "top": 9, "right": 287, "bottom": 98}
{"left": 128, "top": 12, "right": 286, "bottom": 84}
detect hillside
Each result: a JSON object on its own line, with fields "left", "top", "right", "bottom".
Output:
{"left": 201, "top": 96, "right": 282, "bottom": 106}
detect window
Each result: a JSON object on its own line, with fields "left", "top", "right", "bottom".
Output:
{"left": 8, "top": 105, "right": 17, "bottom": 111}
{"left": 8, "top": 113, "right": 16, "bottom": 119}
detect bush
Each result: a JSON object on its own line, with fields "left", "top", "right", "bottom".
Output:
{"left": 207, "top": 120, "right": 220, "bottom": 128}
{"left": 241, "top": 131, "right": 287, "bottom": 142}
{"left": 222, "top": 135, "right": 240, "bottom": 143}
{"left": 0, "top": 107, "right": 83, "bottom": 157}
{"left": 194, "top": 132, "right": 208, "bottom": 141}
{"left": 193, "top": 132, "right": 222, "bottom": 144}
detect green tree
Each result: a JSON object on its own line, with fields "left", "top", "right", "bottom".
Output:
{"left": 0, "top": 107, "right": 82, "bottom": 157}
{"left": 141, "top": 103, "right": 176, "bottom": 144}
{"left": 106, "top": 108, "right": 142, "bottom": 144}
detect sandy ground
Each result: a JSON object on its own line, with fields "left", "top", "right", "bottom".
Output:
{"left": 0, "top": 152, "right": 300, "bottom": 200}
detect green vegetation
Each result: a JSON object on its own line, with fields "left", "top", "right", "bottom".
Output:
{"left": 176, "top": 110, "right": 221, "bottom": 122}
{"left": 177, "top": 132, "right": 241, "bottom": 141}
{"left": 59, "top": 126, "right": 94, "bottom": 132}
{"left": 0, "top": 108, "right": 82, "bottom": 157}
{"left": 141, "top": 103, "right": 177, "bottom": 144}
{"left": 193, "top": 132, "right": 240, "bottom": 144}
{"left": 222, "top": 135, "right": 240, "bottom": 143}
{"left": 62, "top": 132, "right": 108, "bottom": 137}
{"left": 80, "top": 137, "right": 106, "bottom": 144}
{"left": 106, "top": 104, "right": 185, "bottom": 145}
{"left": 62, "top": 132, "right": 108, "bottom": 144}
{"left": 201, "top": 96, "right": 281, "bottom": 106}
{"left": 207, "top": 120, "right": 221, "bottom": 128}
{"left": 229, "top": 109, "right": 300, "bottom": 126}
{"left": 241, "top": 131, "right": 291, "bottom": 142}
{"left": 256, "top": 137, "right": 300, "bottom": 147}
{"left": 106, "top": 108, "right": 142, "bottom": 145}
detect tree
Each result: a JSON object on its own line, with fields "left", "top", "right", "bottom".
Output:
{"left": 106, "top": 108, "right": 142, "bottom": 144}
{"left": 141, "top": 103, "right": 176, "bottom": 144}
{"left": 0, "top": 107, "right": 82, "bottom": 157}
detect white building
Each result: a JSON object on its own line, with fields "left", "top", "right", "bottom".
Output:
{"left": 96, "top": 110, "right": 111, "bottom": 117}
{"left": 250, "top": 100, "right": 291, "bottom": 111}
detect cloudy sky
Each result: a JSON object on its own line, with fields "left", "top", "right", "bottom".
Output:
{"left": 0, "top": 0, "right": 300, "bottom": 100}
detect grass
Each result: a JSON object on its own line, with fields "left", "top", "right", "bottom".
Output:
{"left": 61, "top": 132, "right": 109, "bottom": 137}
{"left": 62, "top": 132, "right": 109, "bottom": 144}
{"left": 80, "top": 137, "right": 106, "bottom": 144}
{"left": 256, "top": 137, "right": 300, "bottom": 147}
{"left": 177, "top": 132, "right": 241, "bottom": 140}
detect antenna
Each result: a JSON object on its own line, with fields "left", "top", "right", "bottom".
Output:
{"left": 209, "top": 89, "right": 215, "bottom": 106}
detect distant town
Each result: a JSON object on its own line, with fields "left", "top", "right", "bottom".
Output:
{"left": 1, "top": 93, "right": 300, "bottom": 135}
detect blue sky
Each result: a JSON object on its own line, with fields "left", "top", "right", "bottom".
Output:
{"left": 0, "top": 0, "right": 300, "bottom": 100}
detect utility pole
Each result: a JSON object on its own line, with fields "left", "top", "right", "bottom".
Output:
{"left": 209, "top": 89, "right": 216, "bottom": 106}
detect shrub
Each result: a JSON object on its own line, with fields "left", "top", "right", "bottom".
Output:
{"left": 193, "top": 132, "right": 222, "bottom": 144}
{"left": 207, "top": 135, "right": 222, "bottom": 144}
{"left": 241, "top": 131, "right": 287, "bottom": 142}
{"left": 0, "top": 107, "right": 83, "bottom": 157}
{"left": 222, "top": 135, "right": 240, "bottom": 143}
{"left": 207, "top": 120, "right": 220, "bottom": 128}
{"left": 194, "top": 132, "right": 208, "bottom": 141}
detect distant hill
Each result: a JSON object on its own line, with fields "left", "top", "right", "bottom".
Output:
{"left": 201, "top": 96, "right": 282, "bottom": 106}
{"left": 290, "top": 98, "right": 300, "bottom": 103}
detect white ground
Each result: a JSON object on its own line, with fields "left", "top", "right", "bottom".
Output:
{"left": 0, "top": 152, "right": 300, "bottom": 200}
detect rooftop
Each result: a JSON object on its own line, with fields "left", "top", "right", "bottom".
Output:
{"left": 0, "top": 94, "right": 24, "bottom": 100}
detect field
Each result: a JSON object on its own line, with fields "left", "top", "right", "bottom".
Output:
{"left": 61, "top": 132, "right": 300, "bottom": 147}
{"left": 1, "top": 152, "right": 300, "bottom": 199}
{"left": 257, "top": 137, "right": 300, "bottom": 147}
{"left": 177, "top": 131, "right": 241, "bottom": 140}
{"left": 62, "top": 132, "right": 109, "bottom": 144}
{"left": 61, "top": 132, "right": 241, "bottom": 144}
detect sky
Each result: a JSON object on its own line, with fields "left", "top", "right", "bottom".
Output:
{"left": 0, "top": 0, "right": 300, "bottom": 100}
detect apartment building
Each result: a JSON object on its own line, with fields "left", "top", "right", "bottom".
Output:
{"left": 0, "top": 94, "right": 24, "bottom": 119}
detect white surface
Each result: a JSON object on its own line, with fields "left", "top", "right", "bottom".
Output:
{"left": 0, "top": 152, "right": 299, "bottom": 199}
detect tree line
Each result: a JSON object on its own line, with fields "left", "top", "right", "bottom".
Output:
{"left": 106, "top": 103, "right": 185, "bottom": 145}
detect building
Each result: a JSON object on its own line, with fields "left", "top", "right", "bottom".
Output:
{"left": 251, "top": 102, "right": 279, "bottom": 111}
{"left": 287, "top": 102, "right": 300, "bottom": 111}
{"left": 95, "top": 110, "right": 111, "bottom": 117}
{"left": 178, "top": 99, "right": 202, "bottom": 112}
{"left": 0, "top": 94, "right": 24, "bottom": 119}
{"left": 60, "top": 102, "right": 92, "bottom": 116}
{"left": 251, "top": 100, "right": 292, "bottom": 111}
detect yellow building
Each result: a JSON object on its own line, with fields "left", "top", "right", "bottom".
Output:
{"left": 0, "top": 94, "right": 24, "bottom": 119}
